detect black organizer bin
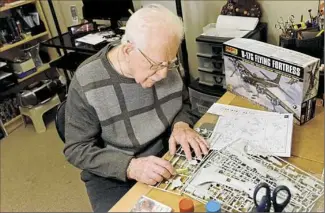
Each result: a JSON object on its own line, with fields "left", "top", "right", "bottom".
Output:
{"left": 279, "top": 30, "right": 324, "bottom": 99}
{"left": 279, "top": 32, "right": 324, "bottom": 60}
{"left": 188, "top": 79, "right": 226, "bottom": 117}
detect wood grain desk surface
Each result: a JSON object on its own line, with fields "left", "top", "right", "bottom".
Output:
{"left": 109, "top": 92, "right": 324, "bottom": 212}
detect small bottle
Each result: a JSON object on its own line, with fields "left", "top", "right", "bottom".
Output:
{"left": 179, "top": 198, "right": 194, "bottom": 212}
{"left": 205, "top": 200, "right": 221, "bottom": 213}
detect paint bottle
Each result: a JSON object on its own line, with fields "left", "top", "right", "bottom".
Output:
{"left": 179, "top": 198, "right": 194, "bottom": 212}
{"left": 205, "top": 200, "right": 221, "bottom": 213}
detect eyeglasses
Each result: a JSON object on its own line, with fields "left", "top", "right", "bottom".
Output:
{"left": 138, "top": 48, "right": 180, "bottom": 72}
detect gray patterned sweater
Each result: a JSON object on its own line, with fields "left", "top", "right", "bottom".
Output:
{"left": 64, "top": 44, "right": 195, "bottom": 182}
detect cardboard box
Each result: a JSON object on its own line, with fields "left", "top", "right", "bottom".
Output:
{"left": 223, "top": 38, "right": 320, "bottom": 125}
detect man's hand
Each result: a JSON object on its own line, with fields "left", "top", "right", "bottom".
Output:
{"left": 127, "top": 156, "right": 175, "bottom": 185}
{"left": 169, "top": 122, "right": 209, "bottom": 160}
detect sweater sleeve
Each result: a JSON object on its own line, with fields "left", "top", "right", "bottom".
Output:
{"left": 63, "top": 77, "right": 133, "bottom": 182}
{"left": 171, "top": 81, "right": 198, "bottom": 128}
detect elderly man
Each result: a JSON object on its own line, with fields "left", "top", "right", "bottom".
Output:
{"left": 64, "top": 4, "right": 208, "bottom": 213}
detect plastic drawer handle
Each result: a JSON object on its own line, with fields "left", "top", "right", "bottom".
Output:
{"left": 213, "top": 76, "right": 223, "bottom": 84}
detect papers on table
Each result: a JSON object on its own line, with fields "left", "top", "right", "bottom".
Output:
{"left": 75, "top": 33, "right": 106, "bottom": 45}
{"left": 207, "top": 103, "right": 294, "bottom": 157}
{"left": 202, "top": 15, "right": 259, "bottom": 38}
{"left": 207, "top": 103, "right": 274, "bottom": 116}
{"left": 75, "top": 31, "right": 120, "bottom": 45}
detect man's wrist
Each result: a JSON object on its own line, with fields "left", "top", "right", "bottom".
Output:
{"left": 173, "top": 121, "right": 190, "bottom": 129}
{"left": 127, "top": 158, "right": 135, "bottom": 180}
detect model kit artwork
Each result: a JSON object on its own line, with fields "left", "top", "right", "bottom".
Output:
{"left": 153, "top": 128, "right": 324, "bottom": 212}
{"left": 223, "top": 38, "right": 320, "bottom": 125}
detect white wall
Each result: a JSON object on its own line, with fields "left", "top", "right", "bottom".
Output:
{"left": 41, "top": 0, "right": 320, "bottom": 79}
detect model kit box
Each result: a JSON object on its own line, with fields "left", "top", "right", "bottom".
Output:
{"left": 223, "top": 38, "right": 320, "bottom": 125}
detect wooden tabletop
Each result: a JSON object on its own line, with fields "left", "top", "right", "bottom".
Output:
{"left": 109, "top": 92, "right": 324, "bottom": 212}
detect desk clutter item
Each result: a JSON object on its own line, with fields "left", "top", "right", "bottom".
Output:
{"left": 17, "top": 79, "right": 60, "bottom": 108}
{"left": 11, "top": 54, "right": 36, "bottom": 79}
{"left": 153, "top": 133, "right": 324, "bottom": 212}
{"left": 75, "top": 30, "right": 120, "bottom": 46}
{"left": 223, "top": 38, "right": 320, "bottom": 125}
{"left": 0, "top": 2, "right": 46, "bottom": 46}
{"left": 277, "top": 5, "right": 324, "bottom": 60}
{"left": 179, "top": 198, "right": 194, "bottom": 212}
{"left": 0, "top": 96, "right": 19, "bottom": 125}
{"left": 253, "top": 182, "right": 291, "bottom": 212}
{"left": 206, "top": 200, "right": 222, "bottom": 213}
{"left": 130, "top": 195, "right": 172, "bottom": 212}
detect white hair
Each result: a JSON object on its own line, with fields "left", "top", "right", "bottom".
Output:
{"left": 121, "top": 4, "right": 184, "bottom": 49}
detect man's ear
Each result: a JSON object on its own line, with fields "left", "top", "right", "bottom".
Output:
{"left": 121, "top": 43, "right": 134, "bottom": 62}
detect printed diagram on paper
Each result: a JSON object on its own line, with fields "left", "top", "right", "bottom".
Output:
{"left": 207, "top": 103, "right": 275, "bottom": 116}
{"left": 210, "top": 114, "right": 293, "bottom": 157}
{"left": 152, "top": 128, "right": 324, "bottom": 212}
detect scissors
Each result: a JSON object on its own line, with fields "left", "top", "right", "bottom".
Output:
{"left": 253, "top": 182, "right": 291, "bottom": 212}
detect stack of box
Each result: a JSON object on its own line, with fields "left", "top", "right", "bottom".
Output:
{"left": 188, "top": 23, "right": 267, "bottom": 117}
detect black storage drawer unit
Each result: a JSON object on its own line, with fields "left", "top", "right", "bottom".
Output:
{"left": 195, "top": 22, "right": 267, "bottom": 89}
{"left": 189, "top": 79, "right": 226, "bottom": 117}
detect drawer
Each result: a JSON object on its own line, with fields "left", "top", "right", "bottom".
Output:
{"left": 197, "top": 55, "right": 223, "bottom": 72}
{"left": 189, "top": 86, "right": 221, "bottom": 116}
{"left": 199, "top": 71, "right": 226, "bottom": 88}
{"left": 196, "top": 41, "right": 223, "bottom": 58}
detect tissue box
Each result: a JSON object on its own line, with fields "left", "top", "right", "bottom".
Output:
{"left": 223, "top": 38, "right": 320, "bottom": 125}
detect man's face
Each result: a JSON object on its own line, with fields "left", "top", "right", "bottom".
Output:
{"left": 125, "top": 36, "right": 180, "bottom": 88}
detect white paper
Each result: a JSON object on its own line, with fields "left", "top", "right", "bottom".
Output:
{"left": 75, "top": 33, "right": 105, "bottom": 45}
{"left": 23, "top": 16, "right": 34, "bottom": 28}
{"left": 207, "top": 103, "right": 277, "bottom": 116}
{"left": 202, "top": 15, "right": 259, "bottom": 38}
{"left": 203, "top": 28, "right": 250, "bottom": 38}
{"left": 210, "top": 114, "right": 293, "bottom": 157}
{"left": 0, "top": 62, "right": 7, "bottom": 68}
{"left": 216, "top": 15, "right": 259, "bottom": 31}
{"left": 30, "top": 12, "right": 40, "bottom": 26}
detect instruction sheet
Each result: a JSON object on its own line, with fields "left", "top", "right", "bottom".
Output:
{"left": 207, "top": 103, "right": 293, "bottom": 157}
{"left": 210, "top": 114, "right": 294, "bottom": 157}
